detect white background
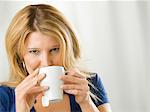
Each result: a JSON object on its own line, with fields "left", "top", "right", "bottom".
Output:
{"left": 0, "top": 1, "right": 149, "bottom": 112}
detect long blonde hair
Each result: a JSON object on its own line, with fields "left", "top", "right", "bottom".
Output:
{"left": 2, "top": 4, "right": 81, "bottom": 87}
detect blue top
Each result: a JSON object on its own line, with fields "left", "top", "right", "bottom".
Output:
{"left": 0, "top": 73, "right": 109, "bottom": 112}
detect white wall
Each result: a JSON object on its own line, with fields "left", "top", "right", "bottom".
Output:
{"left": 0, "top": 1, "right": 149, "bottom": 112}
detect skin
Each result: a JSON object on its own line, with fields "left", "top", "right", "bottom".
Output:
{"left": 15, "top": 31, "right": 111, "bottom": 112}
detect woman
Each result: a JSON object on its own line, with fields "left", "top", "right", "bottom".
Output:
{"left": 0, "top": 4, "right": 111, "bottom": 112}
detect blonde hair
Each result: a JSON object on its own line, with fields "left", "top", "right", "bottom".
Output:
{"left": 2, "top": 4, "right": 81, "bottom": 87}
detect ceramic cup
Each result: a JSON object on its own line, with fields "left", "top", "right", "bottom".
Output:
{"left": 39, "top": 66, "right": 64, "bottom": 107}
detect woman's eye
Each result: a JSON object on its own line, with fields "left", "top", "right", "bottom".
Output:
{"left": 50, "top": 48, "right": 59, "bottom": 54}
{"left": 29, "top": 50, "right": 39, "bottom": 54}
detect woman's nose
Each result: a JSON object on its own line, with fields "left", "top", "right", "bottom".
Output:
{"left": 40, "top": 53, "right": 53, "bottom": 67}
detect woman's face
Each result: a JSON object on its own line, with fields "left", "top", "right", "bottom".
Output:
{"left": 23, "top": 32, "right": 62, "bottom": 74}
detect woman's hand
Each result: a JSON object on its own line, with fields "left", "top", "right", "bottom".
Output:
{"left": 60, "top": 69, "right": 90, "bottom": 105}
{"left": 15, "top": 69, "right": 49, "bottom": 112}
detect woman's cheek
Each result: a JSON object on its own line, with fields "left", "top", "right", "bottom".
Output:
{"left": 24, "top": 56, "right": 40, "bottom": 74}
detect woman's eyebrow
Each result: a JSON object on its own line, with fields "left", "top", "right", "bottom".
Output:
{"left": 27, "top": 44, "right": 60, "bottom": 49}
{"left": 27, "top": 48, "right": 39, "bottom": 49}
{"left": 51, "top": 44, "right": 60, "bottom": 47}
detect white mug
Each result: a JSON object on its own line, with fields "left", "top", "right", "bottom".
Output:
{"left": 39, "top": 66, "right": 64, "bottom": 107}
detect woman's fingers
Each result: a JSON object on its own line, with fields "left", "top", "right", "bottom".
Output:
{"left": 61, "top": 84, "right": 82, "bottom": 90}
{"left": 64, "top": 90, "right": 79, "bottom": 95}
{"left": 60, "top": 69, "right": 87, "bottom": 84}
{"left": 60, "top": 69, "right": 90, "bottom": 104}
{"left": 60, "top": 74, "right": 87, "bottom": 84}
{"left": 27, "top": 73, "right": 47, "bottom": 93}
{"left": 16, "top": 69, "right": 47, "bottom": 98}
{"left": 15, "top": 69, "right": 48, "bottom": 111}
{"left": 61, "top": 84, "right": 89, "bottom": 91}
{"left": 17, "top": 68, "right": 39, "bottom": 88}
{"left": 62, "top": 82, "right": 89, "bottom": 95}
{"left": 21, "top": 73, "right": 46, "bottom": 93}
{"left": 17, "top": 73, "right": 45, "bottom": 91}
{"left": 33, "top": 73, "right": 46, "bottom": 85}
{"left": 25, "top": 68, "right": 39, "bottom": 81}
{"left": 65, "top": 69, "right": 85, "bottom": 78}
{"left": 64, "top": 89, "right": 89, "bottom": 95}
{"left": 28, "top": 86, "right": 49, "bottom": 94}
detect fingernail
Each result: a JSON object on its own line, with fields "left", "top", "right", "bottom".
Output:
{"left": 42, "top": 73, "right": 46, "bottom": 77}
{"left": 60, "top": 85, "right": 63, "bottom": 89}
{"left": 44, "top": 86, "right": 49, "bottom": 90}
{"left": 35, "top": 68, "right": 39, "bottom": 73}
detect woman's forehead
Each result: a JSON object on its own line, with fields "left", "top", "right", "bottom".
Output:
{"left": 25, "top": 32, "right": 60, "bottom": 48}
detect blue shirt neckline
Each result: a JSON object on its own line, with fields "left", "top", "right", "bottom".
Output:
{"left": 31, "top": 93, "right": 81, "bottom": 112}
